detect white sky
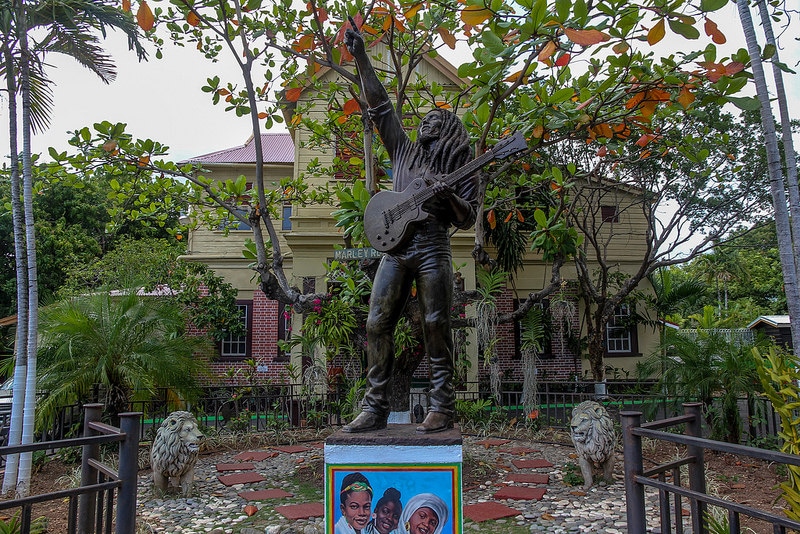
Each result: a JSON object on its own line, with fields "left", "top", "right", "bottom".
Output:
{"left": 1, "top": 4, "right": 797, "bottom": 165}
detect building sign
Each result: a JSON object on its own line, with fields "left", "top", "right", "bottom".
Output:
{"left": 333, "top": 247, "right": 383, "bottom": 260}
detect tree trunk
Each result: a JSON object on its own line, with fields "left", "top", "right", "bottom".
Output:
{"left": 755, "top": 0, "right": 800, "bottom": 268}
{"left": 18, "top": 0, "right": 39, "bottom": 496}
{"left": 1, "top": 8, "right": 28, "bottom": 495}
{"left": 736, "top": 0, "right": 800, "bottom": 359}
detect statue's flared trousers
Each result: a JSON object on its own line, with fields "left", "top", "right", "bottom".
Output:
{"left": 361, "top": 224, "right": 455, "bottom": 418}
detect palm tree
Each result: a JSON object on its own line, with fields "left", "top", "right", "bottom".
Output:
{"left": 1, "top": 0, "right": 145, "bottom": 495}
{"left": 36, "top": 288, "right": 209, "bottom": 428}
{"left": 735, "top": 0, "right": 800, "bottom": 359}
{"left": 638, "top": 329, "right": 765, "bottom": 443}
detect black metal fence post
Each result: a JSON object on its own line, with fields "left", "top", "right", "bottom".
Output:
{"left": 621, "top": 410, "right": 646, "bottom": 534}
{"left": 78, "top": 403, "right": 103, "bottom": 534}
{"left": 684, "top": 402, "right": 707, "bottom": 534}
{"left": 116, "top": 412, "right": 141, "bottom": 534}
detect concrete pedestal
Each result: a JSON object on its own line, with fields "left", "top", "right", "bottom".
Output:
{"left": 325, "top": 424, "right": 463, "bottom": 534}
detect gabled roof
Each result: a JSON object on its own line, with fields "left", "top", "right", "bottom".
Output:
{"left": 183, "top": 133, "right": 294, "bottom": 164}
{"left": 747, "top": 315, "right": 791, "bottom": 329}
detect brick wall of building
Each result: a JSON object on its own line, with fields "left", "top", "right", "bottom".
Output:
{"left": 190, "top": 290, "right": 294, "bottom": 385}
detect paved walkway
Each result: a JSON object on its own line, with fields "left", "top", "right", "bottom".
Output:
{"left": 136, "top": 434, "right": 674, "bottom": 533}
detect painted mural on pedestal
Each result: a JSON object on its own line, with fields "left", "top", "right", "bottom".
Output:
{"left": 326, "top": 464, "right": 461, "bottom": 534}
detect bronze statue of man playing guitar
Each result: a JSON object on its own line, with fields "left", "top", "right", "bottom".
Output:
{"left": 341, "top": 21, "right": 478, "bottom": 434}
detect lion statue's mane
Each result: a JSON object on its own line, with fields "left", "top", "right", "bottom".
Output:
{"left": 150, "top": 410, "right": 204, "bottom": 496}
{"left": 569, "top": 400, "right": 616, "bottom": 490}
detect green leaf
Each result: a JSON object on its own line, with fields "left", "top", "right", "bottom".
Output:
{"left": 573, "top": 0, "right": 588, "bottom": 22}
{"left": 700, "top": 0, "right": 727, "bottom": 12}
{"left": 550, "top": 87, "right": 575, "bottom": 104}
{"left": 534, "top": 208, "right": 547, "bottom": 228}
{"left": 481, "top": 30, "right": 506, "bottom": 55}
{"left": 555, "top": 0, "right": 570, "bottom": 20}
{"left": 728, "top": 96, "right": 761, "bottom": 111}
{"left": 668, "top": 19, "right": 700, "bottom": 39}
{"left": 762, "top": 43, "right": 776, "bottom": 60}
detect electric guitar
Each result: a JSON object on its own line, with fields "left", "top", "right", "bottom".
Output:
{"left": 364, "top": 132, "right": 528, "bottom": 253}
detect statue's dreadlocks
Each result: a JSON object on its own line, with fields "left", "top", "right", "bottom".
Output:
{"left": 412, "top": 109, "right": 472, "bottom": 175}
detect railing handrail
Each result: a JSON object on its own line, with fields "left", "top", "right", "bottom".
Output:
{"left": 630, "top": 423, "right": 800, "bottom": 466}
{"left": 623, "top": 402, "right": 800, "bottom": 534}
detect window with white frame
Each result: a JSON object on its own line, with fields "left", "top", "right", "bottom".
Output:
{"left": 606, "top": 304, "right": 638, "bottom": 354}
{"left": 220, "top": 302, "right": 251, "bottom": 359}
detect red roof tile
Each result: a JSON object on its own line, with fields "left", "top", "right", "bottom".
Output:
{"left": 184, "top": 133, "right": 294, "bottom": 164}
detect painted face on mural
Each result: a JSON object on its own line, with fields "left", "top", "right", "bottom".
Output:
{"left": 407, "top": 506, "right": 439, "bottom": 534}
{"left": 373, "top": 500, "right": 401, "bottom": 534}
{"left": 341, "top": 490, "right": 372, "bottom": 532}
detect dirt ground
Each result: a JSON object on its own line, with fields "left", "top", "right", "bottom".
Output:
{"left": 0, "top": 431, "right": 791, "bottom": 533}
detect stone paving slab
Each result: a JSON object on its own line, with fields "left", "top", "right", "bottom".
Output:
{"left": 273, "top": 445, "right": 310, "bottom": 454}
{"left": 464, "top": 502, "right": 521, "bottom": 522}
{"left": 497, "top": 446, "right": 540, "bottom": 455}
{"left": 234, "top": 451, "right": 279, "bottom": 461}
{"left": 238, "top": 488, "right": 294, "bottom": 500}
{"left": 217, "top": 471, "right": 266, "bottom": 486}
{"left": 274, "top": 502, "right": 325, "bottom": 520}
{"left": 216, "top": 462, "right": 255, "bottom": 472}
{"left": 512, "top": 458, "right": 554, "bottom": 469}
{"left": 506, "top": 473, "right": 549, "bottom": 484}
{"left": 493, "top": 486, "right": 547, "bottom": 501}
{"left": 474, "top": 438, "right": 511, "bottom": 447}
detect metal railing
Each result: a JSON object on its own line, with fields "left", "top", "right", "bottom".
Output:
{"left": 0, "top": 404, "right": 140, "bottom": 534}
{"left": 622, "top": 403, "right": 800, "bottom": 534}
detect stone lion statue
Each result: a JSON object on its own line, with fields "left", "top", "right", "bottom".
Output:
{"left": 569, "top": 400, "right": 616, "bottom": 490}
{"left": 151, "top": 411, "right": 204, "bottom": 496}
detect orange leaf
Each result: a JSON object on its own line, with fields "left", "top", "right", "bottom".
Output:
{"left": 291, "top": 114, "right": 302, "bottom": 126}
{"left": 258, "top": 112, "right": 268, "bottom": 119}
{"left": 122, "top": 0, "right": 131, "bottom": 12}
{"left": 625, "top": 92, "right": 645, "bottom": 110}
{"left": 186, "top": 11, "right": 200, "bottom": 27}
{"left": 677, "top": 86, "right": 695, "bottom": 109}
{"left": 704, "top": 18, "right": 727, "bottom": 45}
{"left": 635, "top": 133, "right": 656, "bottom": 147}
{"left": 293, "top": 33, "right": 314, "bottom": 53}
{"left": 538, "top": 40, "right": 556, "bottom": 63}
{"left": 504, "top": 211, "right": 513, "bottom": 223}
{"left": 336, "top": 115, "right": 348, "bottom": 125}
{"left": 487, "top": 209, "right": 496, "bottom": 230}
{"left": 343, "top": 98, "right": 360, "bottom": 115}
{"left": 138, "top": 155, "right": 151, "bottom": 167}
{"left": 595, "top": 123, "right": 613, "bottom": 138}
{"left": 218, "top": 88, "right": 230, "bottom": 96}
{"left": 725, "top": 62, "right": 745, "bottom": 76}
{"left": 136, "top": 0, "right": 154, "bottom": 31}
{"left": 461, "top": 5, "right": 492, "bottom": 26}
{"left": 698, "top": 61, "right": 726, "bottom": 82}
{"left": 285, "top": 87, "right": 302, "bottom": 102}
{"left": 532, "top": 124, "right": 544, "bottom": 138}
{"left": 564, "top": 28, "right": 610, "bottom": 46}
{"left": 640, "top": 100, "right": 657, "bottom": 119}
{"left": 339, "top": 43, "right": 354, "bottom": 64}
{"left": 516, "top": 210, "right": 524, "bottom": 223}
{"left": 404, "top": 3, "right": 422, "bottom": 19}
{"left": 613, "top": 41, "right": 629, "bottom": 54}
{"left": 438, "top": 27, "right": 456, "bottom": 49}
{"left": 555, "top": 53, "right": 570, "bottom": 67}
{"left": 597, "top": 146, "right": 608, "bottom": 157}
{"left": 102, "top": 140, "right": 117, "bottom": 152}
{"left": 647, "top": 19, "right": 665, "bottom": 46}
{"left": 435, "top": 101, "right": 452, "bottom": 109}
{"left": 504, "top": 69, "right": 524, "bottom": 83}
{"left": 647, "top": 89, "right": 671, "bottom": 102}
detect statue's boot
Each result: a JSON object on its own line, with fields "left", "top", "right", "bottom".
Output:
{"left": 416, "top": 411, "right": 453, "bottom": 434}
{"left": 342, "top": 411, "right": 387, "bottom": 433}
